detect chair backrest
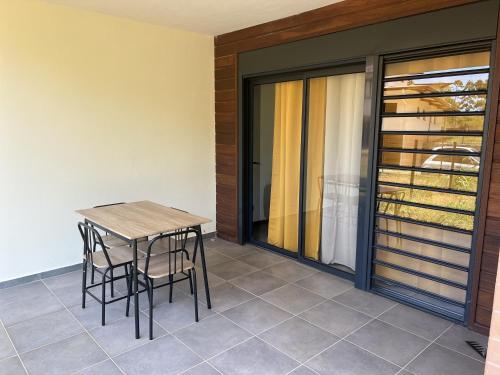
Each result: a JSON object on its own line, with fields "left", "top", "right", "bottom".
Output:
{"left": 77, "top": 222, "right": 113, "bottom": 268}
{"left": 143, "top": 228, "right": 198, "bottom": 276}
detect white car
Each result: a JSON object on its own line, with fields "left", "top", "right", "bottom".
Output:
{"left": 421, "top": 146, "right": 480, "bottom": 172}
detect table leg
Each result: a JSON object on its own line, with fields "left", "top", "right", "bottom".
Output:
{"left": 133, "top": 239, "right": 140, "bottom": 339}
{"left": 195, "top": 225, "right": 211, "bottom": 309}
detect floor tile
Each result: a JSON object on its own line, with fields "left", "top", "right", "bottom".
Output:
{"left": 7, "top": 309, "right": 83, "bottom": 353}
{"left": 0, "top": 324, "right": 16, "bottom": 361}
{"left": 288, "top": 366, "right": 317, "bottom": 375}
{"left": 332, "top": 288, "right": 397, "bottom": 317}
{"left": 306, "top": 340, "right": 399, "bottom": 375}
{"left": 406, "top": 343, "right": 484, "bottom": 375}
{"left": 259, "top": 317, "right": 338, "bottom": 362}
{"left": 347, "top": 319, "right": 429, "bottom": 367}
{"left": 435, "top": 324, "right": 488, "bottom": 361}
{"left": 261, "top": 284, "right": 325, "bottom": 314}
{"left": 174, "top": 315, "right": 251, "bottom": 359}
{"left": 237, "top": 251, "right": 286, "bottom": 269}
{"left": 222, "top": 298, "right": 292, "bottom": 335}
{"left": 21, "top": 333, "right": 107, "bottom": 375}
{"left": 176, "top": 271, "right": 226, "bottom": 297}
{"left": 148, "top": 293, "right": 214, "bottom": 332}
{"left": 0, "top": 292, "right": 64, "bottom": 327}
{"left": 199, "top": 251, "right": 234, "bottom": 268}
{"left": 208, "top": 260, "right": 258, "bottom": 280}
{"left": 210, "top": 337, "right": 298, "bottom": 375}
{"left": 295, "top": 272, "right": 353, "bottom": 298}
{"left": 69, "top": 298, "right": 129, "bottom": 330}
{"left": 208, "top": 243, "right": 253, "bottom": 259}
{"left": 75, "top": 360, "right": 122, "bottom": 375}
{"left": 262, "top": 261, "right": 317, "bottom": 283}
{"left": 299, "top": 300, "right": 371, "bottom": 337}
{"left": 114, "top": 335, "right": 202, "bottom": 375}
{"left": 0, "top": 356, "right": 26, "bottom": 375}
{"left": 379, "top": 304, "right": 452, "bottom": 340}
{"left": 90, "top": 313, "right": 166, "bottom": 356}
{"left": 201, "top": 283, "right": 254, "bottom": 312}
{"left": 230, "top": 270, "right": 288, "bottom": 295}
{"left": 183, "top": 362, "right": 221, "bottom": 375}
{"left": 0, "top": 282, "right": 51, "bottom": 305}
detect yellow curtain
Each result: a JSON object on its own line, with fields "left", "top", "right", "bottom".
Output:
{"left": 267, "top": 80, "right": 303, "bottom": 252}
{"left": 305, "top": 78, "right": 327, "bottom": 259}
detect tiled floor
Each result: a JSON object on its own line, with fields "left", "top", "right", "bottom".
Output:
{"left": 0, "top": 239, "right": 488, "bottom": 375}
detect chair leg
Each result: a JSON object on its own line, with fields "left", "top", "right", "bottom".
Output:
{"left": 188, "top": 270, "right": 194, "bottom": 295}
{"left": 144, "top": 275, "right": 154, "bottom": 340}
{"left": 110, "top": 268, "right": 115, "bottom": 298}
{"left": 192, "top": 268, "right": 199, "bottom": 322}
{"left": 168, "top": 274, "right": 174, "bottom": 303}
{"left": 101, "top": 268, "right": 109, "bottom": 326}
{"left": 125, "top": 264, "right": 131, "bottom": 317}
{"left": 82, "top": 259, "right": 87, "bottom": 308}
{"left": 91, "top": 264, "right": 95, "bottom": 285}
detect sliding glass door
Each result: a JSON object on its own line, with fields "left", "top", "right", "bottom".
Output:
{"left": 249, "top": 66, "right": 367, "bottom": 276}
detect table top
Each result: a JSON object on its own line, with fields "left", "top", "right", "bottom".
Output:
{"left": 76, "top": 200, "right": 211, "bottom": 240}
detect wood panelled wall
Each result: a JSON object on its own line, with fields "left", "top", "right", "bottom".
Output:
{"left": 214, "top": 0, "right": 498, "bottom": 331}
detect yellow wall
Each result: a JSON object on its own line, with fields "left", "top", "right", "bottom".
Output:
{"left": 0, "top": 0, "right": 215, "bottom": 282}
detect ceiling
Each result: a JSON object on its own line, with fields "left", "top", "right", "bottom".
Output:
{"left": 44, "top": 0, "right": 344, "bottom": 36}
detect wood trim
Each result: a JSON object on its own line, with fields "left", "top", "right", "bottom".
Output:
{"left": 468, "top": 10, "right": 500, "bottom": 335}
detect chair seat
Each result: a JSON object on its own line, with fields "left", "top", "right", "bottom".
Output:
{"left": 137, "top": 253, "right": 194, "bottom": 279}
{"left": 86, "top": 245, "right": 137, "bottom": 268}
{"left": 137, "top": 237, "right": 174, "bottom": 256}
{"left": 101, "top": 235, "right": 128, "bottom": 249}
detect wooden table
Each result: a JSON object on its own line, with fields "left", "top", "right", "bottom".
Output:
{"left": 76, "top": 200, "right": 212, "bottom": 339}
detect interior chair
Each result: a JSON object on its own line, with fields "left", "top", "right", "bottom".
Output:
{"left": 132, "top": 229, "right": 198, "bottom": 340}
{"left": 78, "top": 222, "right": 136, "bottom": 326}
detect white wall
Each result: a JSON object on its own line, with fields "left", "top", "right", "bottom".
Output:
{"left": 0, "top": 0, "right": 215, "bottom": 282}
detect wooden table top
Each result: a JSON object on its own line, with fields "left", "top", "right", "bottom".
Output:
{"left": 76, "top": 201, "right": 211, "bottom": 240}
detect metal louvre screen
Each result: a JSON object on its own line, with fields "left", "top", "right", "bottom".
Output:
{"left": 371, "top": 50, "right": 491, "bottom": 321}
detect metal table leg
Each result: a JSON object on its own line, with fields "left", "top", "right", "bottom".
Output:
{"left": 132, "top": 239, "right": 140, "bottom": 338}
{"left": 195, "top": 225, "right": 211, "bottom": 309}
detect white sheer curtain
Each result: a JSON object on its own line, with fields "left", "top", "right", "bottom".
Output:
{"left": 320, "top": 73, "right": 365, "bottom": 270}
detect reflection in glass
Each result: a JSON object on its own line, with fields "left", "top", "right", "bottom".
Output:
{"left": 383, "top": 95, "right": 486, "bottom": 113}
{"left": 380, "top": 151, "right": 480, "bottom": 173}
{"left": 378, "top": 169, "right": 478, "bottom": 192}
{"left": 385, "top": 51, "right": 489, "bottom": 78}
{"left": 381, "top": 116, "right": 484, "bottom": 132}
{"left": 304, "top": 73, "right": 366, "bottom": 272}
{"left": 381, "top": 134, "right": 482, "bottom": 152}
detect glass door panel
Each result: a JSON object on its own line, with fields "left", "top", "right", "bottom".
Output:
{"left": 251, "top": 80, "right": 303, "bottom": 253}
{"left": 303, "top": 72, "right": 366, "bottom": 273}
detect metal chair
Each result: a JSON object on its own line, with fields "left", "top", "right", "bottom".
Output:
{"left": 132, "top": 229, "right": 198, "bottom": 340}
{"left": 78, "top": 222, "right": 136, "bottom": 326}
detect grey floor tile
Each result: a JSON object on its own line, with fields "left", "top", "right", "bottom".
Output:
{"left": 288, "top": 366, "right": 317, "bottom": 375}
{"left": 210, "top": 337, "right": 298, "bottom": 375}
{"left": 183, "top": 362, "right": 221, "bottom": 375}
{"left": 208, "top": 260, "right": 258, "bottom": 280}
{"left": 208, "top": 243, "right": 253, "bottom": 259}
{"left": 7, "top": 309, "right": 83, "bottom": 353}
{"left": 90, "top": 313, "right": 166, "bottom": 356}
{"left": 435, "top": 324, "right": 488, "bottom": 361}
{"left": 299, "top": 300, "right": 371, "bottom": 337}
{"left": 201, "top": 283, "right": 254, "bottom": 312}
{"left": 406, "top": 344, "right": 484, "bottom": 375}
{"left": 176, "top": 271, "right": 226, "bottom": 297}
{"left": 0, "top": 282, "right": 51, "bottom": 305}
{"left": 200, "top": 251, "right": 234, "bottom": 268}
{"left": 262, "top": 261, "right": 317, "bottom": 283}
{"left": 114, "top": 335, "right": 202, "bottom": 375}
{"left": 0, "top": 356, "right": 26, "bottom": 375}
{"left": 347, "top": 319, "right": 429, "bottom": 367}
{"left": 75, "top": 360, "right": 122, "bottom": 375}
{"left": 69, "top": 299, "right": 129, "bottom": 330}
{"left": 237, "top": 251, "right": 286, "bottom": 269}
{"left": 149, "top": 293, "right": 214, "bottom": 332}
{"left": 379, "top": 304, "right": 452, "bottom": 340}
{"left": 0, "top": 292, "right": 64, "bottom": 327}
{"left": 259, "top": 317, "right": 338, "bottom": 362}
{"left": 174, "top": 315, "right": 251, "bottom": 359}
{"left": 0, "top": 324, "right": 16, "bottom": 361}
{"left": 21, "top": 333, "right": 107, "bottom": 375}
{"left": 332, "top": 288, "right": 397, "bottom": 317}
{"left": 261, "top": 284, "right": 325, "bottom": 314}
{"left": 222, "top": 298, "right": 292, "bottom": 335}
{"left": 306, "top": 341, "right": 399, "bottom": 375}
{"left": 294, "top": 273, "right": 353, "bottom": 298}
{"left": 230, "top": 270, "right": 288, "bottom": 295}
